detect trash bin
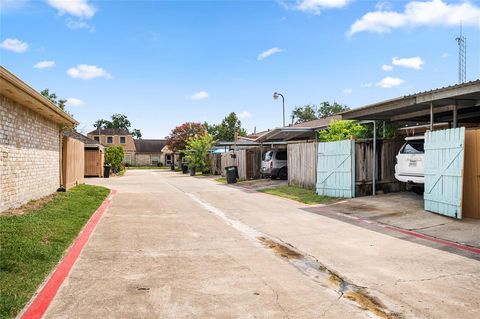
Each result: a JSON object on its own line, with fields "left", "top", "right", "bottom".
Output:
{"left": 181, "top": 163, "right": 189, "bottom": 174}
{"left": 225, "top": 166, "right": 238, "bottom": 184}
{"left": 103, "top": 164, "right": 111, "bottom": 178}
{"left": 170, "top": 164, "right": 175, "bottom": 171}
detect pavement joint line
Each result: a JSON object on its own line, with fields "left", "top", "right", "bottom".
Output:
{"left": 184, "top": 191, "right": 402, "bottom": 319}
{"left": 309, "top": 206, "right": 480, "bottom": 255}
{"left": 18, "top": 189, "right": 117, "bottom": 319}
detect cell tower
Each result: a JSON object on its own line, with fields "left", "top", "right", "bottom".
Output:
{"left": 455, "top": 22, "right": 466, "bottom": 84}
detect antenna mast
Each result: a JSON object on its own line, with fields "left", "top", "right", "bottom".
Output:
{"left": 455, "top": 22, "right": 466, "bottom": 84}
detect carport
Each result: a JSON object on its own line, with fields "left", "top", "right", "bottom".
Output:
{"left": 340, "top": 80, "right": 480, "bottom": 219}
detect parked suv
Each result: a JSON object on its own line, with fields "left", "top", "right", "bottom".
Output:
{"left": 261, "top": 150, "right": 287, "bottom": 180}
{"left": 394, "top": 136, "right": 425, "bottom": 186}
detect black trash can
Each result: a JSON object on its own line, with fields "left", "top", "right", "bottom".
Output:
{"left": 170, "top": 164, "right": 175, "bottom": 171}
{"left": 181, "top": 163, "right": 189, "bottom": 174}
{"left": 225, "top": 166, "right": 238, "bottom": 184}
{"left": 103, "top": 164, "right": 111, "bottom": 178}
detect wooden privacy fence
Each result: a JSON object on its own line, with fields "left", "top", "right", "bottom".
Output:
{"left": 463, "top": 129, "right": 480, "bottom": 219}
{"left": 355, "top": 139, "right": 405, "bottom": 196}
{"left": 216, "top": 148, "right": 261, "bottom": 179}
{"left": 287, "top": 141, "right": 318, "bottom": 189}
{"left": 62, "top": 136, "right": 85, "bottom": 190}
{"left": 290, "top": 139, "right": 405, "bottom": 195}
{"left": 85, "top": 149, "right": 104, "bottom": 177}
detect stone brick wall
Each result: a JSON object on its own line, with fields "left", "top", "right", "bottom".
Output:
{"left": 0, "top": 96, "right": 61, "bottom": 212}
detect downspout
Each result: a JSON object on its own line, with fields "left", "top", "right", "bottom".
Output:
{"left": 58, "top": 128, "right": 65, "bottom": 191}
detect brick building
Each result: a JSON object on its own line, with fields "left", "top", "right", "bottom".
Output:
{"left": 0, "top": 66, "right": 78, "bottom": 212}
{"left": 87, "top": 128, "right": 136, "bottom": 164}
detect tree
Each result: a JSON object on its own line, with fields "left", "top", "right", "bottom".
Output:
{"left": 209, "top": 112, "right": 247, "bottom": 141}
{"left": 184, "top": 134, "right": 215, "bottom": 171}
{"left": 93, "top": 114, "right": 142, "bottom": 139}
{"left": 105, "top": 146, "right": 124, "bottom": 173}
{"left": 41, "top": 89, "right": 67, "bottom": 110}
{"left": 318, "top": 120, "right": 367, "bottom": 142}
{"left": 165, "top": 122, "right": 207, "bottom": 152}
{"left": 291, "top": 105, "right": 317, "bottom": 124}
{"left": 318, "top": 102, "right": 349, "bottom": 118}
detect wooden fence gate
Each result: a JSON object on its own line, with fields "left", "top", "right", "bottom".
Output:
{"left": 424, "top": 127, "right": 465, "bottom": 219}
{"left": 316, "top": 139, "right": 355, "bottom": 198}
{"left": 85, "top": 149, "right": 104, "bottom": 177}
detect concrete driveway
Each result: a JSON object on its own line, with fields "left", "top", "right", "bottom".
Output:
{"left": 43, "top": 170, "right": 480, "bottom": 319}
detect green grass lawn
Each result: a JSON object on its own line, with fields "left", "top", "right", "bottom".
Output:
{"left": 0, "top": 185, "right": 110, "bottom": 319}
{"left": 126, "top": 166, "right": 170, "bottom": 170}
{"left": 258, "top": 185, "right": 338, "bottom": 205}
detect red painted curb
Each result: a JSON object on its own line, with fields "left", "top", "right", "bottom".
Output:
{"left": 312, "top": 206, "right": 480, "bottom": 255}
{"left": 20, "top": 189, "right": 117, "bottom": 319}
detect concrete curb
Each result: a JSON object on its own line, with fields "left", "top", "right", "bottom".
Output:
{"left": 18, "top": 189, "right": 117, "bottom": 319}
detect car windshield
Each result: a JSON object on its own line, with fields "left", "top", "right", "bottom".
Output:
{"left": 401, "top": 141, "right": 424, "bottom": 154}
{"left": 262, "top": 151, "right": 272, "bottom": 161}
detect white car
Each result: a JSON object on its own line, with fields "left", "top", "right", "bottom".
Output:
{"left": 394, "top": 136, "right": 425, "bottom": 184}
{"left": 261, "top": 150, "right": 288, "bottom": 180}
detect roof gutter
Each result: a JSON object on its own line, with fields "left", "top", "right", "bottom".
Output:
{"left": 0, "top": 66, "right": 78, "bottom": 127}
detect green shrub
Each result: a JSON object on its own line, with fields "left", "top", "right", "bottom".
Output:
{"left": 184, "top": 134, "right": 215, "bottom": 171}
{"left": 318, "top": 120, "right": 367, "bottom": 142}
{"left": 105, "top": 146, "right": 124, "bottom": 173}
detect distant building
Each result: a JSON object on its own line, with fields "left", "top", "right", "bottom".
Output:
{"left": 87, "top": 128, "right": 136, "bottom": 163}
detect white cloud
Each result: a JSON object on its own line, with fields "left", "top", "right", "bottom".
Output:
{"left": 441, "top": 53, "right": 450, "bottom": 58}
{"left": 392, "top": 56, "right": 424, "bottom": 69}
{"left": 238, "top": 111, "right": 252, "bottom": 118}
{"left": 47, "top": 0, "right": 96, "bottom": 19}
{"left": 1, "top": 38, "right": 28, "bottom": 53}
{"left": 34, "top": 60, "right": 55, "bottom": 69}
{"left": 190, "top": 91, "right": 209, "bottom": 101}
{"left": 258, "top": 47, "right": 284, "bottom": 60}
{"left": 361, "top": 82, "right": 373, "bottom": 87}
{"left": 377, "top": 77, "right": 404, "bottom": 88}
{"left": 67, "top": 64, "right": 112, "bottom": 80}
{"left": 382, "top": 64, "right": 393, "bottom": 71}
{"left": 66, "top": 18, "right": 94, "bottom": 31}
{"left": 66, "top": 98, "right": 83, "bottom": 106}
{"left": 342, "top": 88, "right": 353, "bottom": 95}
{"left": 297, "top": 0, "right": 352, "bottom": 14}
{"left": 349, "top": 0, "right": 480, "bottom": 36}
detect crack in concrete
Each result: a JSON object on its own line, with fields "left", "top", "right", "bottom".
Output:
{"left": 184, "top": 190, "right": 403, "bottom": 319}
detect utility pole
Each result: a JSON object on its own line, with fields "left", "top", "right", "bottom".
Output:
{"left": 455, "top": 22, "right": 467, "bottom": 84}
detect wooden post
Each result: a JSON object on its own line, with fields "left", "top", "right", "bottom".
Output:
{"left": 430, "top": 102, "right": 434, "bottom": 131}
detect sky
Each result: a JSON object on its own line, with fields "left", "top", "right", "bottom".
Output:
{"left": 1, "top": 0, "right": 479, "bottom": 138}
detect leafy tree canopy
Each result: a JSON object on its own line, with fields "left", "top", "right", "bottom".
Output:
{"left": 291, "top": 105, "right": 317, "bottom": 124}
{"left": 290, "top": 102, "right": 350, "bottom": 124}
{"left": 206, "top": 112, "right": 247, "bottom": 141}
{"left": 318, "top": 120, "right": 367, "bottom": 142}
{"left": 93, "top": 114, "right": 142, "bottom": 139}
{"left": 184, "top": 134, "right": 215, "bottom": 171}
{"left": 318, "top": 101, "right": 349, "bottom": 118}
{"left": 165, "top": 122, "right": 207, "bottom": 152}
{"left": 41, "top": 89, "right": 67, "bottom": 110}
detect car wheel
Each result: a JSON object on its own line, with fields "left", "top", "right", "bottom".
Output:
{"left": 278, "top": 167, "right": 288, "bottom": 180}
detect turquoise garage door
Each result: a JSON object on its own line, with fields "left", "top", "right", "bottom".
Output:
{"left": 424, "top": 127, "right": 465, "bottom": 219}
{"left": 316, "top": 140, "right": 355, "bottom": 198}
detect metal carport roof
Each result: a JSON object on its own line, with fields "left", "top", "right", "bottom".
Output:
{"left": 340, "top": 80, "right": 480, "bottom": 125}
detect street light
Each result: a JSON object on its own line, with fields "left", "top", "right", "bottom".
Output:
{"left": 273, "top": 92, "right": 285, "bottom": 127}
